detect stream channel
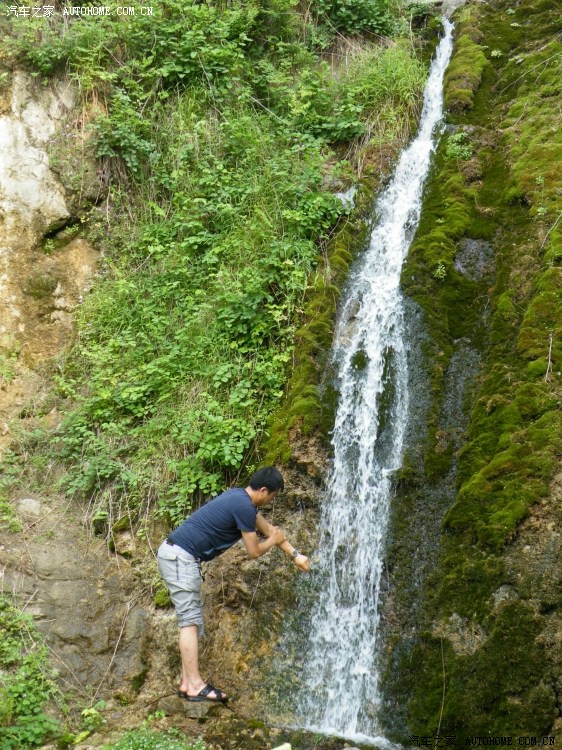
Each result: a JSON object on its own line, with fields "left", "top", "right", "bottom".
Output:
{"left": 276, "top": 20, "right": 455, "bottom": 747}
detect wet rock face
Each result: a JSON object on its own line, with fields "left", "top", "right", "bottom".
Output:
{"left": 185, "top": 498, "right": 319, "bottom": 716}
{"left": 157, "top": 694, "right": 224, "bottom": 719}
{"left": 454, "top": 238, "right": 494, "bottom": 281}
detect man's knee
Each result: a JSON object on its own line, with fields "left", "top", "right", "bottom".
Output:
{"left": 177, "top": 613, "right": 204, "bottom": 636}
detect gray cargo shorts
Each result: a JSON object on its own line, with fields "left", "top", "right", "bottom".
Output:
{"left": 157, "top": 540, "right": 204, "bottom": 635}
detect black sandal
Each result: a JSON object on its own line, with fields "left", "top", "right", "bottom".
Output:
{"left": 177, "top": 683, "right": 228, "bottom": 703}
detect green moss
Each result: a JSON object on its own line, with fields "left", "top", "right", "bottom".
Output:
{"left": 436, "top": 552, "right": 504, "bottom": 620}
{"left": 544, "top": 226, "right": 562, "bottom": 266}
{"left": 20, "top": 273, "right": 57, "bottom": 300}
{"left": 410, "top": 603, "right": 555, "bottom": 738}
{"left": 518, "top": 281, "right": 562, "bottom": 362}
{"left": 152, "top": 586, "right": 171, "bottom": 608}
{"left": 112, "top": 516, "right": 130, "bottom": 533}
{"left": 526, "top": 358, "right": 548, "bottom": 378}
{"left": 244, "top": 719, "right": 266, "bottom": 730}
{"left": 445, "top": 409, "right": 561, "bottom": 549}
{"left": 514, "top": 383, "right": 557, "bottom": 418}
{"left": 444, "top": 33, "right": 490, "bottom": 113}
{"left": 131, "top": 667, "right": 148, "bottom": 693}
{"left": 351, "top": 349, "right": 368, "bottom": 371}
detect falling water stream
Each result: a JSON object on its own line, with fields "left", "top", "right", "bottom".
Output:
{"left": 292, "top": 22, "right": 454, "bottom": 745}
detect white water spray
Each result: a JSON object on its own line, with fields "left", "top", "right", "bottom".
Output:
{"left": 294, "top": 21, "right": 454, "bottom": 744}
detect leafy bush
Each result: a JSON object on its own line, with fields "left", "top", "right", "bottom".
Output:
{"left": 0, "top": 596, "right": 61, "bottom": 749}
{"left": 314, "top": 0, "right": 392, "bottom": 36}
{"left": 406, "top": 1, "right": 438, "bottom": 22}
{"left": 56, "top": 96, "right": 344, "bottom": 522}
{"left": 0, "top": 353, "right": 18, "bottom": 385}
{"left": 446, "top": 131, "right": 473, "bottom": 160}
{"left": 0, "top": 497, "right": 22, "bottom": 533}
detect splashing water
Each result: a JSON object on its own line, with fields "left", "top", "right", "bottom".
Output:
{"left": 294, "top": 21, "right": 454, "bottom": 744}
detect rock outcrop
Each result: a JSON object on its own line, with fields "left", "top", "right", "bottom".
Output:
{"left": 2, "top": 495, "right": 151, "bottom": 696}
{"left": 0, "top": 71, "right": 99, "bottom": 449}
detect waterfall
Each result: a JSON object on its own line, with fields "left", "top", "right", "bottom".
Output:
{"left": 293, "top": 21, "right": 454, "bottom": 745}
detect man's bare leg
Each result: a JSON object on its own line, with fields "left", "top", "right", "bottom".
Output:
{"left": 178, "top": 625, "right": 202, "bottom": 693}
{"left": 178, "top": 625, "right": 226, "bottom": 700}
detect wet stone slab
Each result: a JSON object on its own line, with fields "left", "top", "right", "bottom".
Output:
{"left": 454, "top": 238, "right": 495, "bottom": 281}
{"left": 157, "top": 694, "right": 226, "bottom": 718}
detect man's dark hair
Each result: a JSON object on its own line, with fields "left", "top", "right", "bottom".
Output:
{"left": 248, "top": 466, "right": 284, "bottom": 492}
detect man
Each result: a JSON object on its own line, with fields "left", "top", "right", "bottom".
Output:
{"left": 157, "top": 466, "right": 310, "bottom": 704}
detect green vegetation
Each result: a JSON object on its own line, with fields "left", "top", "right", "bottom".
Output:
{"left": 0, "top": 496, "right": 22, "bottom": 533}
{"left": 2, "top": 0, "right": 559, "bottom": 741}
{"left": 0, "top": 595, "right": 61, "bottom": 749}
{"left": 443, "top": 30, "right": 489, "bottom": 113}
{"left": 102, "top": 728, "right": 207, "bottom": 750}
{"left": 441, "top": 0, "right": 562, "bottom": 552}
{"left": 445, "top": 131, "right": 472, "bottom": 160}
{"left": 313, "top": 0, "right": 392, "bottom": 36}
{"left": 0, "top": 594, "right": 197, "bottom": 748}
{"left": 0, "top": 353, "right": 18, "bottom": 385}
{"left": 0, "top": 0, "right": 430, "bottom": 529}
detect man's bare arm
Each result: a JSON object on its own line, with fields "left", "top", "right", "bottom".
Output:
{"left": 241, "top": 527, "right": 285, "bottom": 559}
{"left": 255, "top": 512, "right": 310, "bottom": 572}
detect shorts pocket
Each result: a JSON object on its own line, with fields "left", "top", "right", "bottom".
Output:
{"left": 157, "top": 545, "right": 179, "bottom": 561}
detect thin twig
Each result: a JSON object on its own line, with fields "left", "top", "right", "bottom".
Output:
{"left": 544, "top": 332, "right": 553, "bottom": 383}
{"left": 499, "top": 51, "right": 562, "bottom": 94}
{"left": 43, "top": 642, "right": 93, "bottom": 699}
{"left": 247, "top": 94, "right": 288, "bottom": 124}
{"left": 20, "top": 589, "right": 39, "bottom": 611}
{"left": 539, "top": 211, "right": 562, "bottom": 253}
{"left": 91, "top": 598, "right": 136, "bottom": 701}
{"left": 105, "top": 184, "right": 111, "bottom": 228}
{"left": 511, "top": 101, "right": 528, "bottom": 128}
{"left": 435, "top": 638, "right": 446, "bottom": 743}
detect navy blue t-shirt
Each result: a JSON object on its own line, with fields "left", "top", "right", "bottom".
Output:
{"left": 169, "top": 488, "right": 257, "bottom": 561}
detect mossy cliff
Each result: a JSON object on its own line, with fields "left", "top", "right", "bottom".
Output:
{"left": 380, "top": 0, "right": 562, "bottom": 740}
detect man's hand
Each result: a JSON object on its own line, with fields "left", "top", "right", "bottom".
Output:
{"left": 269, "top": 526, "right": 286, "bottom": 546}
{"left": 293, "top": 554, "right": 310, "bottom": 572}
{"left": 242, "top": 527, "right": 285, "bottom": 559}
